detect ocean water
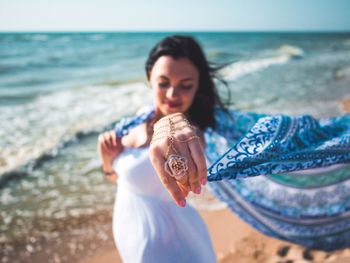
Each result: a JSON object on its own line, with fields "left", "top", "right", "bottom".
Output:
{"left": 1, "top": 32, "right": 350, "bottom": 260}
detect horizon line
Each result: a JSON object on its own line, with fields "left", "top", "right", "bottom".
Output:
{"left": 1, "top": 29, "right": 350, "bottom": 34}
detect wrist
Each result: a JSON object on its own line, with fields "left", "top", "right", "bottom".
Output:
{"left": 101, "top": 165, "right": 115, "bottom": 176}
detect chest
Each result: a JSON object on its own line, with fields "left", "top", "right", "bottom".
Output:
{"left": 121, "top": 123, "right": 150, "bottom": 148}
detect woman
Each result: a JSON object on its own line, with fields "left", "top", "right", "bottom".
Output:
{"left": 107, "top": 35, "right": 350, "bottom": 252}
{"left": 97, "top": 36, "right": 218, "bottom": 262}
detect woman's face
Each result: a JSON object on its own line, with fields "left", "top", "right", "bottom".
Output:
{"left": 149, "top": 56, "right": 199, "bottom": 117}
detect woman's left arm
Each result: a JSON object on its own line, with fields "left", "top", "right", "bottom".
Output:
{"left": 149, "top": 112, "right": 350, "bottom": 206}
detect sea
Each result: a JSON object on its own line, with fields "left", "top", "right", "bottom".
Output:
{"left": 1, "top": 32, "right": 350, "bottom": 262}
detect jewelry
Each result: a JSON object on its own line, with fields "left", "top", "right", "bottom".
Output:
{"left": 151, "top": 115, "right": 197, "bottom": 144}
{"left": 164, "top": 154, "right": 188, "bottom": 180}
{"left": 151, "top": 115, "right": 200, "bottom": 180}
{"left": 163, "top": 129, "right": 188, "bottom": 180}
{"left": 101, "top": 166, "right": 115, "bottom": 176}
{"left": 163, "top": 118, "right": 194, "bottom": 179}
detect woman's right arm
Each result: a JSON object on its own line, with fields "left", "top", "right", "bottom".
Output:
{"left": 97, "top": 130, "right": 124, "bottom": 184}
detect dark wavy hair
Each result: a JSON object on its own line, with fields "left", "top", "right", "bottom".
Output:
{"left": 145, "top": 35, "right": 229, "bottom": 131}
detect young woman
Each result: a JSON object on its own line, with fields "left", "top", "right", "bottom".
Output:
{"left": 99, "top": 35, "right": 350, "bottom": 255}
{"left": 97, "top": 36, "right": 219, "bottom": 262}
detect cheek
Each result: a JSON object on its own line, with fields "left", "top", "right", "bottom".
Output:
{"left": 153, "top": 88, "right": 165, "bottom": 105}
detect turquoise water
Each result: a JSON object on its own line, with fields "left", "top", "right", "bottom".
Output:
{"left": 1, "top": 32, "right": 350, "bottom": 260}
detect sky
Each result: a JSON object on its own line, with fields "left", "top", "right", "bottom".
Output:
{"left": 0, "top": 0, "right": 349, "bottom": 32}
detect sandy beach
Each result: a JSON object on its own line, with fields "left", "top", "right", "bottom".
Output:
{"left": 3, "top": 100, "right": 349, "bottom": 263}
{"left": 2, "top": 98, "right": 349, "bottom": 263}
{"left": 341, "top": 96, "right": 350, "bottom": 113}
{"left": 80, "top": 100, "right": 350, "bottom": 263}
{"left": 80, "top": 207, "right": 350, "bottom": 263}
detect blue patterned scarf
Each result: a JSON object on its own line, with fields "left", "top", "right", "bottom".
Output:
{"left": 114, "top": 106, "right": 350, "bottom": 251}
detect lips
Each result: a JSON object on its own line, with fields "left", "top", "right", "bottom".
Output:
{"left": 165, "top": 101, "right": 182, "bottom": 108}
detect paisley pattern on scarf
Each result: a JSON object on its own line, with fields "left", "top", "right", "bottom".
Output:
{"left": 114, "top": 106, "right": 350, "bottom": 251}
{"left": 208, "top": 113, "right": 350, "bottom": 181}
{"left": 206, "top": 108, "right": 350, "bottom": 251}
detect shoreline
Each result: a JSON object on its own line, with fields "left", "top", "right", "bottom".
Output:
{"left": 2, "top": 96, "right": 349, "bottom": 263}
{"left": 340, "top": 96, "right": 350, "bottom": 113}
{"left": 80, "top": 208, "right": 350, "bottom": 263}
{"left": 4, "top": 206, "right": 349, "bottom": 263}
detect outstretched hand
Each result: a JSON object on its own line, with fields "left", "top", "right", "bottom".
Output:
{"left": 149, "top": 113, "right": 207, "bottom": 207}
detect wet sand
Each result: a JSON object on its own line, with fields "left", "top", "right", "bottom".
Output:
{"left": 80, "top": 208, "right": 350, "bottom": 263}
{"left": 340, "top": 96, "right": 350, "bottom": 113}
{"left": 3, "top": 97, "right": 349, "bottom": 263}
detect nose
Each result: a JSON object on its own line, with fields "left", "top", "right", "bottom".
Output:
{"left": 166, "top": 86, "right": 179, "bottom": 99}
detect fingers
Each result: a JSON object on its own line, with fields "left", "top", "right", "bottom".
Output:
{"left": 178, "top": 144, "right": 200, "bottom": 194}
{"left": 97, "top": 134, "right": 108, "bottom": 156}
{"left": 110, "top": 131, "right": 117, "bottom": 148}
{"left": 176, "top": 174, "right": 190, "bottom": 190}
{"left": 99, "top": 131, "right": 120, "bottom": 151}
{"left": 151, "top": 113, "right": 207, "bottom": 200}
{"left": 103, "top": 132, "right": 113, "bottom": 150}
{"left": 150, "top": 146, "right": 187, "bottom": 207}
{"left": 177, "top": 182, "right": 189, "bottom": 197}
{"left": 188, "top": 138, "right": 208, "bottom": 186}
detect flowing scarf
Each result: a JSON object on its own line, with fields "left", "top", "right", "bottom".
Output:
{"left": 114, "top": 106, "right": 350, "bottom": 251}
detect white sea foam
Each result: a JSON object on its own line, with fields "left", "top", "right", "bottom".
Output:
{"left": 220, "top": 45, "right": 304, "bottom": 81}
{"left": 0, "top": 82, "right": 152, "bottom": 175}
{"left": 335, "top": 65, "right": 350, "bottom": 79}
{"left": 220, "top": 55, "right": 289, "bottom": 81}
{"left": 278, "top": 44, "right": 304, "bottom": 58}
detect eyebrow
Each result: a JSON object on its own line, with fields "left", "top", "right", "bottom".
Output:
{"left": 158, "top": 75, "right": 194, "bottom": 82}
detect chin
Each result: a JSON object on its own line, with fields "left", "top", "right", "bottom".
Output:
{"left": 165, "top": 107, "right": 185, "bottom": 115}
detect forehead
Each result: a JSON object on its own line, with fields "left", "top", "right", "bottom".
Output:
{"left": 150, "top": 56, "right": 199, "bottom": 80}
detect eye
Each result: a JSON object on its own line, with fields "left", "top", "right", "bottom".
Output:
{"left": 180, "top": 84, "right": 192, "bottom": 91}
{"left": 158, "top": 82, "right": 169, "bottom": 88}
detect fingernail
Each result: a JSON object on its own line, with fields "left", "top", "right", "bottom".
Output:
{"left": 195, "top": 187, "right": 201, "bottom": 194}
{"left": 201, "top": 178, "right": 207, "bottom": 185}
{"left": 179, "top": 200, "right": 186, "bottom": 207}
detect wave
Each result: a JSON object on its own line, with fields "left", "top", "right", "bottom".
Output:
{"left": 220, "top": 45, "right": 304, "bottom": 81}
{"left": 278, "top": 45, "right": 304, "bottom": 58}
{"left": 343, "top": 39, "right": 350, "bottom": 47}
{"left": 0, "top": 65, "right": 16, "bottom": 74}
{"left": 96, "top": 78, "right": 142, "bottom": 87}
{"left": 208, "top": 50, "right": 236, "bottom": 60}
{"left": 334, "top": 65, "right": 350, "bottom": 79}
{"left": 4, "top": 77, "right": 52, "bottom": 87}
{"left": 11, "top": 34, "right": 49, "bottom": 42}
{"left": 0, "top": 60, "right": 74, "bottom": 77}
{"left": 0, "top": 82, "right": 153, "bottom": 179}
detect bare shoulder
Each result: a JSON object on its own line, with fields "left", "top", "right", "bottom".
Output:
{"left": 121, "top": 123, "right": 147, "bottom": 148}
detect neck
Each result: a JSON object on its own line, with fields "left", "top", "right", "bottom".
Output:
{"left": 153, "top": 109, "right": 190, "bottom": 122}
{"left": 153, "top": 109, "right": 164, "bottom": 123}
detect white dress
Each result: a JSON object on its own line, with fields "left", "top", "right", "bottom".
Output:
{"left": 112, "top": 146, "right": 216, "bottom": 263}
